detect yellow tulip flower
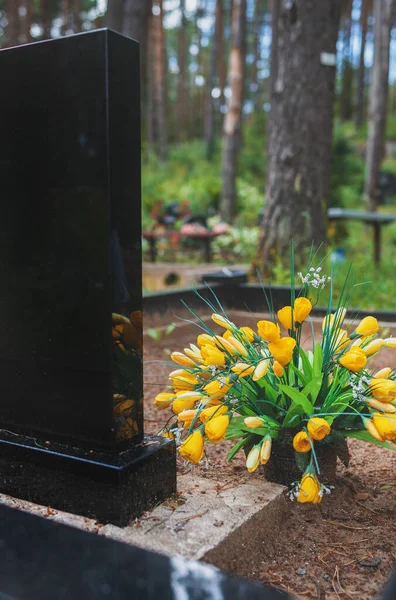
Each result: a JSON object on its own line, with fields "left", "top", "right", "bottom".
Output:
{"left": 363, "top": 339, "right": 384, "bottom": 357}
{"left": 339, "top": 347, "right": 367, "bottom": 372}
{"left": 335, "top": 329, "right": 350, "bottom": 351}
{"left": 172, "top": 397, "right": 196, "bottom": 414}
{"left": 260, "top": 436, "right": 272, "bottom": 464}
{"left": 293, "top": 431, "right": 311, "bottom": 453}
{"left": 369, "top": 378, "right": 396, "bottom": 403}
{"left": 154, "top": 392, "right": 174, "bottom": 409}
{"left": 227, "top": 336, "right": 249, "bottom": 357}
{"left": 199, "top": 405, "right": 228, "bottom": 423}
{"left": 211, "top": 313, "right": 236, "bottom": 331}
{"left": 268, "top": 337, "right": 296, "bottom": 366}
{"left": 277, "top": 306, "right": 293, "bottom": 330}
{"left": 246, "top": 445, "right": 260, "bottom": 472}
{"left": 178, "top": 409, "right": 198, "bottom": 428}
{"left": 203, "top": 376, "right": 233, "bottom": 400}
{"left": 294, "top": 297, "right": 312, "bottom": 324}
{"left": 367, "top": 398, "right": 396, "bottom": 413}
{"left": 214, "top": 335, "right": 238, "bottom": 354}
{"left": 162, "top": 430, "right": 175, "bottom": 439}
{"left": 244, "top": 416, "right": 264, "bottom": 428}
{"left": 363, "top": 416, "right": 384, "bottom": 441}
{"left": 231, "top": 362, "right": 254, "bottom": 377}
{"left": 197, "top": 334, "right": 216, "bottom": 348}
{"left": 257, "top": 320, "right": 281, "bottom": 342}
{"left": 355, "top": 316, "right": 379, "bottom": 337}
{"left": 204, "top": 414, "right": 230, "bottom": 443}
{"left": 179, "top": 429, "right": 205, "bottom": 463}
{"left": 374, "top": 367, "right": 392, "bottom": 379}
{"left": 184, "top": 344, "right": 203, "bottom": 363}
{"left": 384, "top": 337, "right": 396, "bottom": 348}
{"left": 239, "top": 326, "right": 255, "bottom": 342}
{"left": 297, "top": 473, "right": 322, "bottom": 504}
{"left": 273, "top": 361, "right": 284, "bottom": 377}
{"left": 307, "top": 417, "right": 331, "bottom": 441}
{"left": 372, "top": 412, "right": 396, "bottom": 442}
{"left": 171, "top": 352, "right": 197, "bottom": 367}
{"left": 253, "top": 359, "right": 269, "bottom": 381}
{"left": 169, "top": 369, "right": 199, "bottom": 390}
{"left": 201, "top": 345, "right": 226, "bottom": 366}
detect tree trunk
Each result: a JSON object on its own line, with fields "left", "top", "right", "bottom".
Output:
{"left": 219, "top": 0, "right": 247, "bottom": 223}
{"left": 365, "top": 0, "right": 394, "bottom": 211}
{"left": 61, "top": 0, "right": 71, "bottom": 35}
{"left": 21, "top": 0, "right": 33, "bottom": 43}
{"left": 122, "top": 0, "right": 152, "bottom": 85}
{"left": 73, "top": 0, "right": 81, "bottom": 32}
{"left": 217, "top": 0, "right": 226, "bottom": 110}
{"left": 151, "top": 0, "right": 167, "bottom": 162}
{"left": 41, "top": 0, "right": 52, "bottom": 40}
{"left": 252, "top": 0, "right": 266, "bottom": 111}
{"left": 355, "top": 0, "right": 371, "bottom": 128}
{"left": 105, "top": 0, "right": 124, "bottom": 31}
{"left": 339, "top": 0, "right": 353, "bottom": 121}
{"left": 6, "top": 0, "right": 19, "bottom": 47}
{"left": 269, "top": 0, "right": 280, "bottom": 99}
{"left": 204, "top": 0, "right": 221, "bottom": 157}
{"left": 252, "top": 0, "right": 342, "bottom": 277}
{"left": 176, "top": 0, "right": 189, "bottom": 142}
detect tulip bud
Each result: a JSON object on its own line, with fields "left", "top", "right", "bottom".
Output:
{"left": 171, "top": 352, "right": 197, "bottom": 367}
{"left": 363, "top": 339, "right": 384, "bottom": 357}
{"left": 231, "top": 362, "right": 254, "bottom": 377}
{"left": 211, "top": 313, "right": 236, "bottom": 331}
{"left": 246, "top": 445, "right": 260, "bottom": 472}
{"left": 260, "top": 436, "right": 272, "bottom": 464}
{"left": 253, "top": 359, "right": 269, "bottom": 381}
{"left": 244, "top": 416, "right": 264, "bottom": 428}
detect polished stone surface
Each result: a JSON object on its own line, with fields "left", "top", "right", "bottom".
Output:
{"left": 0, "top": 30, "right": 175, "bottom": 525}
{"left": 0, "top": 29, "right": 142, "bottom": 451}
{"left": 0, "top": 431, "right": 175, "bottom": 526}
{"left": 0, "top": 504, "right": 289, "bottom": 599}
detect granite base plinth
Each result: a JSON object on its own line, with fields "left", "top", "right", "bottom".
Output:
{"left": 0, "top": 431, "right": 176, "bottom": 526}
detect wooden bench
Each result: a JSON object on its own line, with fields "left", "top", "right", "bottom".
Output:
{"left": 142, "top": 230, "right": 223, "bottom": 263}
{"left": 328, "top": 207, "right": 396, "bottom": 265}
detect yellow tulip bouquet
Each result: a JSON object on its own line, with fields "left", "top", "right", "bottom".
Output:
{"left": 154, "top": 259, "right": 396, "bottom": 504}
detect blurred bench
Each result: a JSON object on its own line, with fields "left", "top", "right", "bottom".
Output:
{"left": 143, "top": 229, "right": 224, "bottom": 263}
{"left": 328, "top": 207, "right": 396, "bottom": 265}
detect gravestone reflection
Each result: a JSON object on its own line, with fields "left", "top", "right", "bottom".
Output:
{"left": 0, "top": 29, "right": 175, "bottom": 526}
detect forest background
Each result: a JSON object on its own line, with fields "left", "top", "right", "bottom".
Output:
{"left": 2, "top": 0, "right": 396, "bottom": 309}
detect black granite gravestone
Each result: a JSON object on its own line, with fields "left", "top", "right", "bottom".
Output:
{"left": 0, "top": 504, "right": 290, "bottom": 600}
{"left": 0, "top": 29, "right": 175, "bottom": 525}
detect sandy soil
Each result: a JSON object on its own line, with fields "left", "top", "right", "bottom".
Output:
{"left": 144, "top": 309, "right": 396, "bottom": 600}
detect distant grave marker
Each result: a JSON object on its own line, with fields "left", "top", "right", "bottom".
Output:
{"left": 0, "top": 29, "right": 175, "bottom": 525}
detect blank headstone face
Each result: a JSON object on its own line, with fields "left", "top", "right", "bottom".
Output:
{"left": 0, "top": 30, "right": 143, "bottom": 449}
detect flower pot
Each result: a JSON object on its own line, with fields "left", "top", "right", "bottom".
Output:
{"left": 263, "top": 442, "right": 339, "bottom": 486}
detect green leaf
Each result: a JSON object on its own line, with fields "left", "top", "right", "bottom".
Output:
{"left": 239, "top": 425, "right": 269, "bottom": 437}
{"left": 165, "top": 324, "right": 176, "bottom": 336}
{"left": 331, "top": 430, "right": 350, "bottom": 467}
{"left": 256, "top": 377, "right": 278, "bottom": 403}
{"left": 301, "top": 374, "right": 323, "bottom": 404}
{"left": 146, "top": 328, "right": 160, "bottom": 341}
{"left": 313, "top": 342, "right": 323, "bottom": 376}
{"left": 289, "top": 363, "right": 309, "bottom": 387}
{"left": 294, "top": 450, "right": 310, "bottom": 473}
{"left": 299, "top": 348, "right": 313, "bottom": 379}
{"left": 283, "top": 403, "right": 304, "bottom": 428}
{"left": 227, "top": 436, "right": 252, "bottom": 461}
{"left": 325, "top": 392, "right": 351, "bottom": 416}
{"left": 279, "top": 384, "right": 314, "bottom": 415}
{"left": 345, "top": 430, "right": 396, "bottom": 451}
